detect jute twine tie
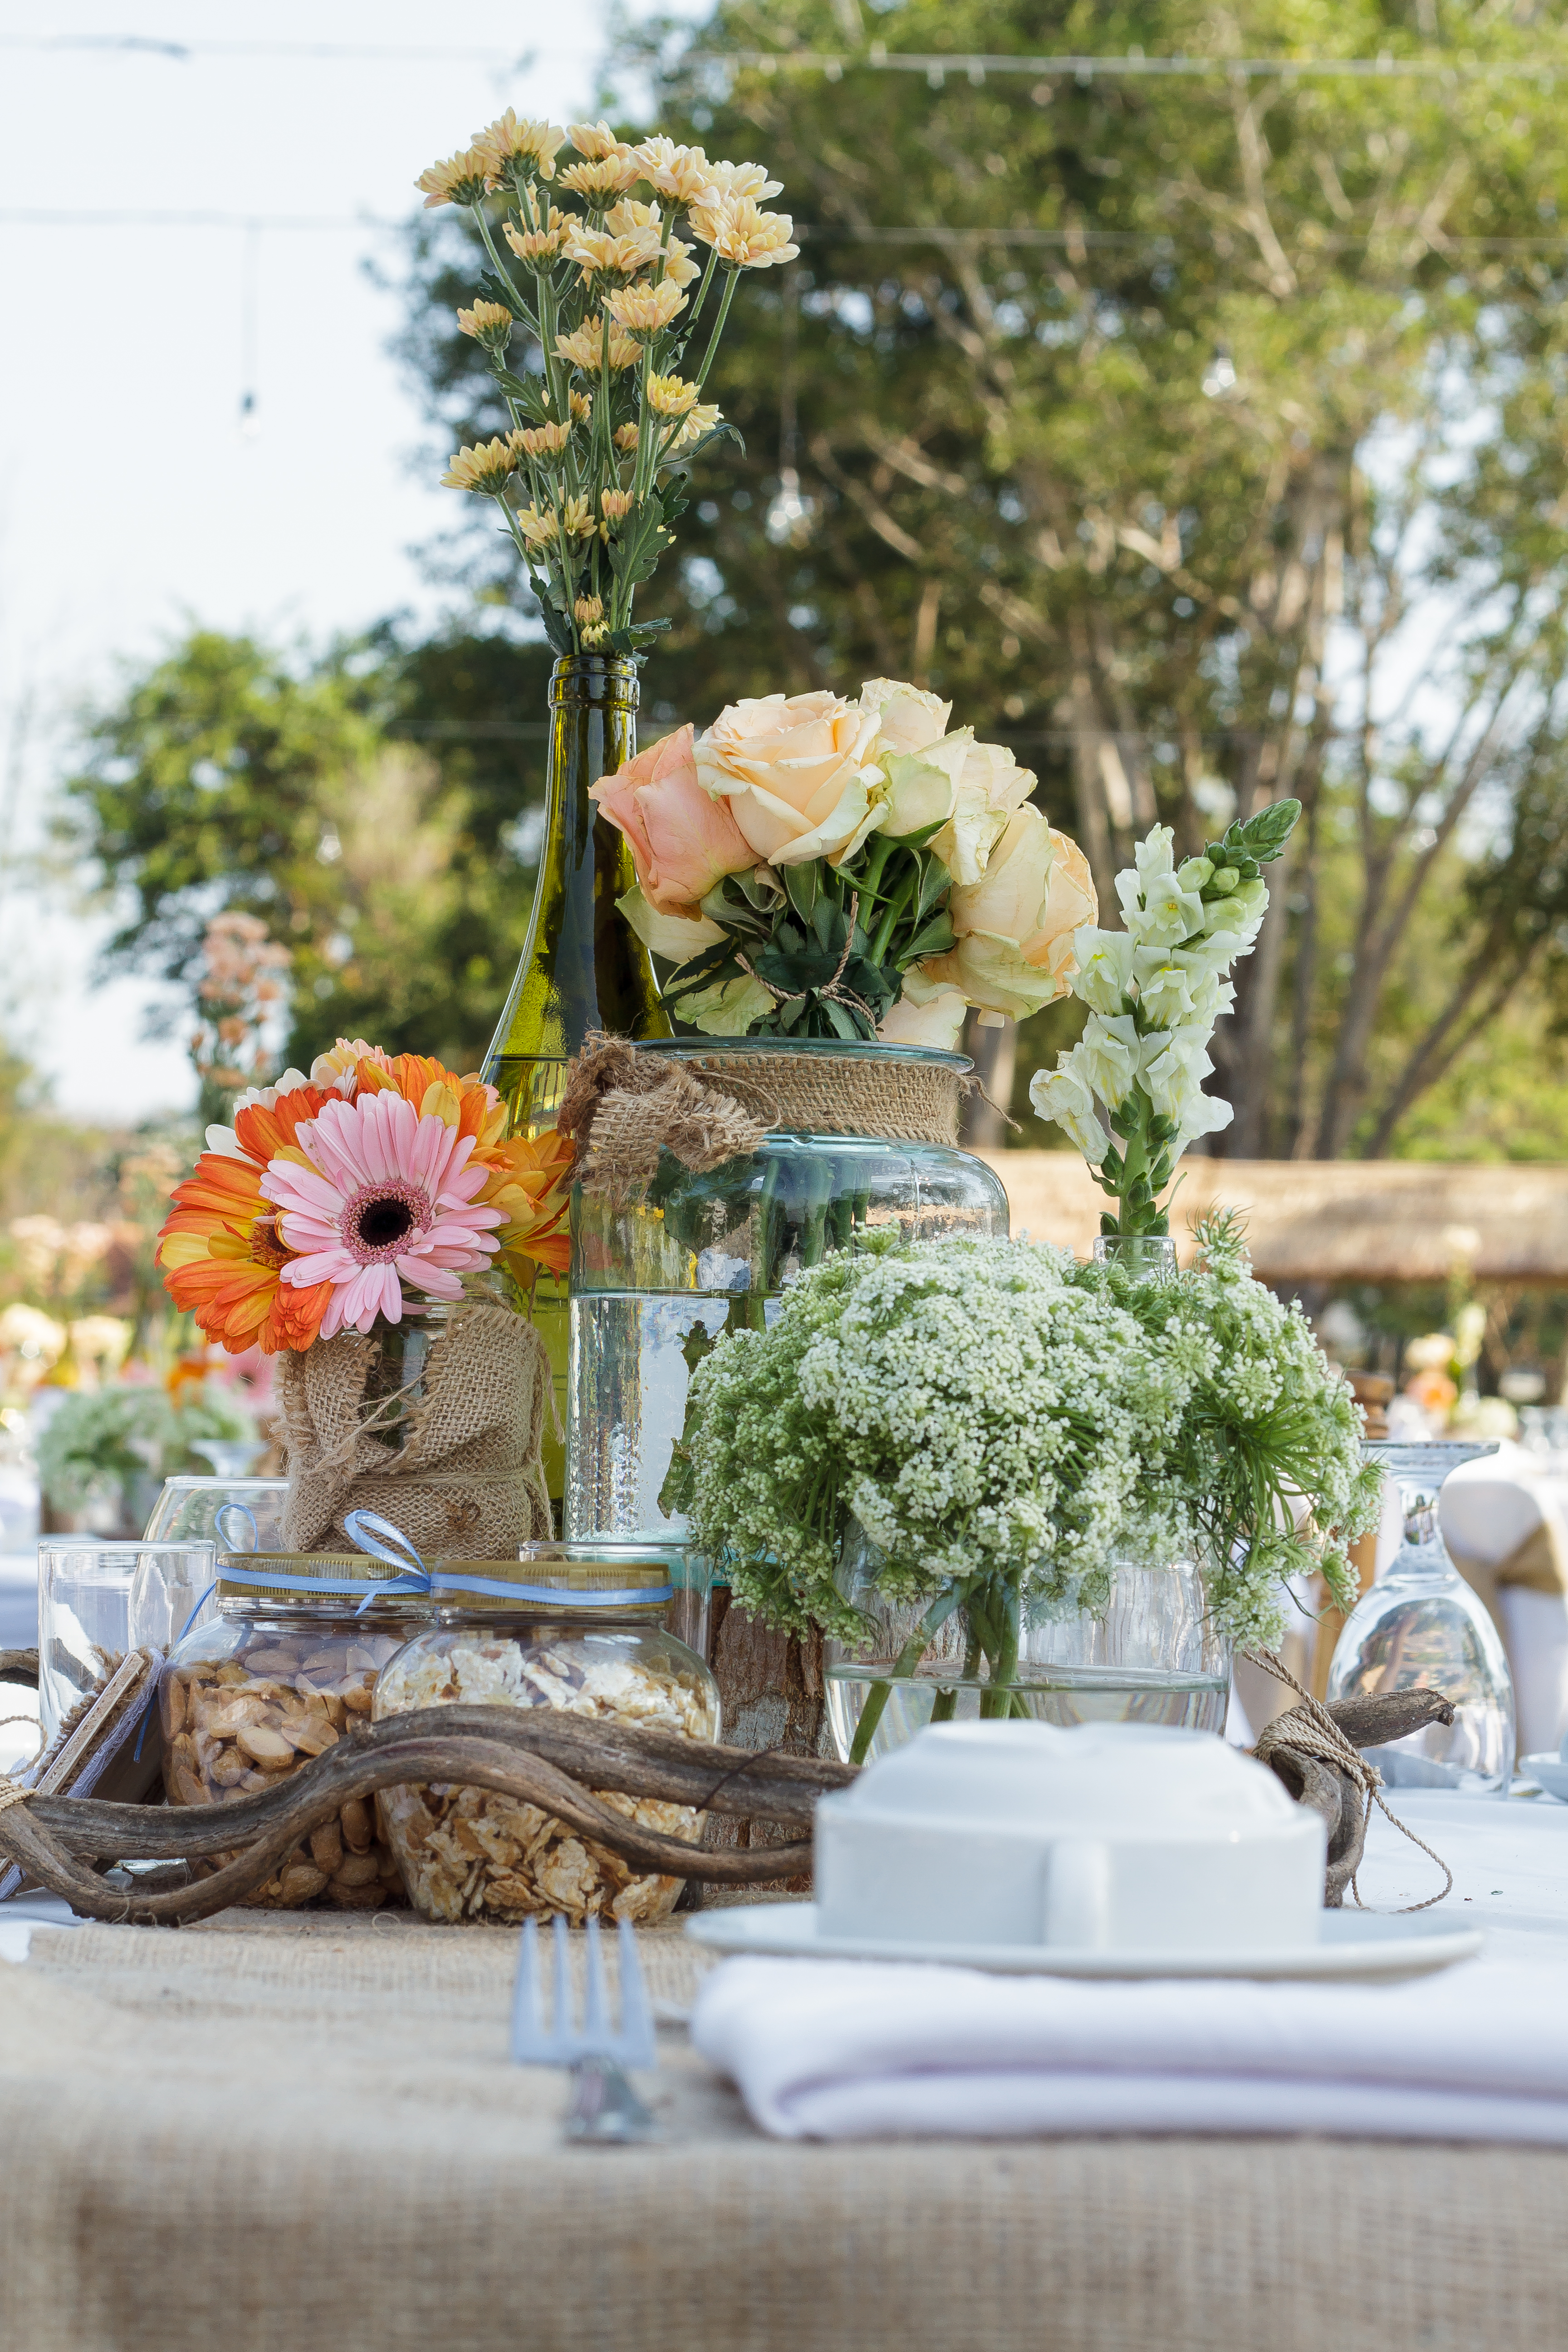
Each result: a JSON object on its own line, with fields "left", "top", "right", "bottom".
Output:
{"left": 0, "top": 1774, "right": 30, "bottom": 1816}
{"left": 1245, "top": 1646, "right": 1454, "bottom": 1912}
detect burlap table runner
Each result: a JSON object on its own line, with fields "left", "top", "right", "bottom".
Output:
{"left": 275, "top": 1302, "right": 551, "bottom": 1556}
{"left": 4, "top": 1914, "right": 1568, "bottom": 2352}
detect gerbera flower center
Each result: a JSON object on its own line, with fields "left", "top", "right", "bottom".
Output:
{"left": 344, "top": 1181, "right": 433, "bottom": 1263}
{"left": 248, "top": 1215, "right": 292, "bottom": 1271}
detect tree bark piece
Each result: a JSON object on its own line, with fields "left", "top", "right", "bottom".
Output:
{"left": 706, "top": 1592, "right": 828, "bottom": 1892}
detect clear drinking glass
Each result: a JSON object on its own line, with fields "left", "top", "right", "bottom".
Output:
{"left": 1326, "top": 1441, "right": 1515, "bottom": 1794}
{"left": 1092, "top": 1234, "right": 1179, "bottom": 1281}
{"left": 38, "top": 1538, "right": 216, "bottom": 1740}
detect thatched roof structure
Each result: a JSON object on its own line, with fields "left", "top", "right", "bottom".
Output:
{"left": 978, "top": 1154, "right": 1568, "bottom": 1285}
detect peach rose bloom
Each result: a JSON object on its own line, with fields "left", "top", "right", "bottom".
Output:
{"left": 924, "top": 808, "right": 1098, "bottom": 1020}
{"left": 695, "top": 690, "right": 882, "bottom": 867}
{"left": 589, "top": 724, "right": 754, "bottom": 914}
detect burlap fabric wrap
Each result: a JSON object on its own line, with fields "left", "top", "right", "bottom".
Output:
{"left": 7, "top": 1919, "right": 1568, "bottom": 2352}
{"left": 559, "top": 1032, "right": 962, "bottom": 1204}
{"left": 275, "top": 1303, "right": 551, "bottom": 1556}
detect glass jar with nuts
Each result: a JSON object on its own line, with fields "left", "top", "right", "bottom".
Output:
{"left": 161, "top": 1552, "right": 427, "bottom": 1910}
{"left": 373, "top": 1545, "right": 721, "bottom": 1928}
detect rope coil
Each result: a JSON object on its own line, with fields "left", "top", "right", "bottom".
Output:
{"left": 1245, "top": 1647, "right": 1454, "bottom": 1912}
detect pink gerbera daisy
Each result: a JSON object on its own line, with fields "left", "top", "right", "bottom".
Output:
{"left": 260, "top": 1090, "right": 504, "bottom": 1338}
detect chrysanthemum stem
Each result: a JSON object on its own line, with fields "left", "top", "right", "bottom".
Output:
{"left": 693, "top": 266, "right": 741, "bottom": 390}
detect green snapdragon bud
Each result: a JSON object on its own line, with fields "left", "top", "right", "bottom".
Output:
{"left": 1208, "top": 865, "right": 1240, "bottom": 894}
{"left": 1176, "top": 856, "right": 1214, "bottom": 892}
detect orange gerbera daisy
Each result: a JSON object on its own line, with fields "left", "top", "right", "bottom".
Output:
{"left": 476, "top": 1130, "right": 575, "bottom": 1282}
{"left": 156, "top": 1086, "right": 337, "bottom": 1353}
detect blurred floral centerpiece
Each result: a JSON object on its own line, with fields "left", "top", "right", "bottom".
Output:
{"left": 590, "top": 677, "right": 1096, "bottom": 1043}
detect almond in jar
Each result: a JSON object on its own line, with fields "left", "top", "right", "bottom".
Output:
{"left": 373, "top": 1545, "right": 720, "bottom": 1927}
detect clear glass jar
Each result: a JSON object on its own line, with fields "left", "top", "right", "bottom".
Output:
{"left": 1327, "top": 1441, "right": 1515, "bottom": 1794}
{"left": 824, "top": 1525, "right": 1231, "bottom": 1764}
{"left": 374, "top": 1545, "right": 721, "bottom": 1927}
{"left": 1092, "top": 1234, "right": 1178, "bottom": 1282}
{"left": 162, "top": 1553, "right": 426, "bottom": 1907}
{"left": 566, "top": 1039, "right": 1009, "bottom": 1544}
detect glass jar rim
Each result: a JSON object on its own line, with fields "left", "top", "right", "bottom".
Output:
{"left": 634, "top": 1036, "right": 971, "bottom": 1072}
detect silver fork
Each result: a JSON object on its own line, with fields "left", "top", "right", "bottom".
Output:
{"left": 510, "top": 1913, "right": 660, "bottom": 2143}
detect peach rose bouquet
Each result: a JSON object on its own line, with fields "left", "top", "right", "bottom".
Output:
{"left": 589, "top": 678, "right": 1096, "bottom": 1044}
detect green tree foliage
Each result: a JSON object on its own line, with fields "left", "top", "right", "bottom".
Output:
{"left": 61, "top": 626, "right": 555, "bottom": 1073}
{"left": 399, "top": 0, "right": 1568, "bottom": 1158}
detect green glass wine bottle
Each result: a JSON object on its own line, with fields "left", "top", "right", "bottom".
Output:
{"left": 481, "top": 651, "right": 670, "bottom": 1515}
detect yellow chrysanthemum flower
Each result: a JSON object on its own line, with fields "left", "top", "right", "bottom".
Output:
{"left": 570, "top": 391, "right": 593, "bottom": 423}
{"left": 567, "top": 119, "right": 626, "bottom": 162}
{"left": 605, "top": 278, "right": 686, "bottom": 333}
{"left": 696, "top": 159, "right": 784, "bottom": 203}
{"left": 515, "top": 505, "right": 556, "bottom": 550}
{"left": 688, "top": 193, "right": 799, "bottom": 269}
{"left": 614, "top": 422, "right": 640, "bottom": 452}
{"left": 674, "top": 402, "right": 723, "bottom": 446}
{"left": 560, "top": 495, "right": 597, "bottom": 539}
{"left": 581, "top": 621, "right": 611, "bottom": 647}
{"left": 416, "top": 145, "right": 492, "bottom": 209}
{"left": 554, "top": 316, "right": 640, "bottom": 372}
{"left": 645, "top": 372, "right": 701, "bottom": 416}
{"left": 456, "top": 299, "right": 514, "bottom": 350}
{"left": 564, "top": 226, "right": 661, "bottom": 284}
{"left": 605, "top": 198, "right": 663, "bottom": 235}
{"left": 600, "top": 489, "right": 634, "bottom": 522}
{"left": 633, "top": 137, "right": 714, "bottom": 204}
{"left": 508, "top": 227, "right": 562, "bottom": 264}
{"left": 441, "top": 436, "right": 521, "bottom": 494}
{"left": 574, "top": 594, "right": 604, "bottom": 625}
{"left": 662, "top": 236, "right": 701, "bottom": 290}
{"left": 558, "top": 154, "right": 643, "bottom": 201}
{"left": 475, "top": 110, "right": 565, "bottom": 184}
{"left": 519, "top": 421, "right": 572, "bottom": 461}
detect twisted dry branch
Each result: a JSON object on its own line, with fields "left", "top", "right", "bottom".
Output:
{"left": 0, "top": 1709, "right": 858, "bottom": 1926}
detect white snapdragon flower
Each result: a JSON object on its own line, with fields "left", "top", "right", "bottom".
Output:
{"left": 1029, "top": 1054, "right": 1107, "bottom": 1162}
{"left": 1076, "top": 1011, "right": 1142, "bottom": 1109}
{"left": 1072, "top": 926, "right": 1136, "bottom": 1013}
{"left": 1133, "top": 823, "right": 1177, "bottom": 884}
{"left": 1140, "top": 1027, "right": 1215, "bottom": 1126}
{"left": 1128, "top": 872, "right": 1206, "bottom": 948}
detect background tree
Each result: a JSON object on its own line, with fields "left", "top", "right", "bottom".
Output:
{"left": 62, "top": 0, "right": 1568, "bottom": 1165}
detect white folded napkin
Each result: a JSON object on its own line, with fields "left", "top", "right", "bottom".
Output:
{"left": 691, "top": 1954, "right": 1568, "bottom": 2142}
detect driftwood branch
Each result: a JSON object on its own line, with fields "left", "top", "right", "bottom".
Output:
{"left": 0, "top": 1710, "right": 858, "bottom": 1926}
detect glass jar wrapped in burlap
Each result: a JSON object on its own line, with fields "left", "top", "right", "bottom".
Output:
{"left": 273, "top": 1298, "right": 553, "bottom": 1561}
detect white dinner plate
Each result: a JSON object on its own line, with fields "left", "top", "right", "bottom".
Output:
{"left": 1519, "top": 1754, "right": 1568, "bottom": 1803}
{"left": 685, "top": 1903, "right": 1482, "bottom": 1981}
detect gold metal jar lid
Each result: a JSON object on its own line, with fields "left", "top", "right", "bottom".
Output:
{"left": 429, "top": 1552, "right": 677, "bottom": 1619}
{"left": 216, "top": 1552, "right": 426, "bottom": 1612}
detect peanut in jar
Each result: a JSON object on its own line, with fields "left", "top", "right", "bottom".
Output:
{"left": 161, "top": 1555, "right": 424, "bottom": 1910}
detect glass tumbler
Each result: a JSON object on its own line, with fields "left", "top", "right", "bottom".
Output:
{"left": 1327, "top": 1441, "right": 1515, "bottom": 1795}
{"left": 38, "top": 1538, "right": 216, "bottom": 1741}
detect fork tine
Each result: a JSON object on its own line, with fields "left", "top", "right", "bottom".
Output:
{"left": 615, "top": 1918, "right": 657, "bottom": 2070}
{"left": 552, "top": 1912, "right": 578, "bottom": 2059}
{"left": 583, "top": 1915, "right": 610, "bottom": 2047}
{"left": 510, "top": 1917, "right": 544, "bottom": 2064}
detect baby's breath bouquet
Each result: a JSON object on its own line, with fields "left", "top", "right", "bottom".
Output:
{"left": 418, "top": 114, "right": 795, "bottom": 659}
{"left": 678, "top": 1226, "right": 1380, "bottom": 1761}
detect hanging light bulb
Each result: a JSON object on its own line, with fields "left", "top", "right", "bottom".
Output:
{"left": 1202, "top": 347, "right": 1238, "bottom": 399}
{"left": 766, "top": 466, "right": 816, "bottom": 545}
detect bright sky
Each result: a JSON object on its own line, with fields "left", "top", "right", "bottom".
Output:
{"left": 0, "top": 1, "right": 697, "bottom": 1122}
